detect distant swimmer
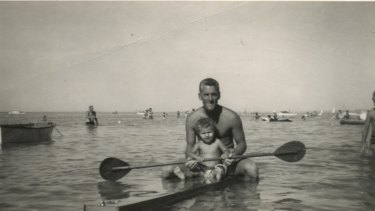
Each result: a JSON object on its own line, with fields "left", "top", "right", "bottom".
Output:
{"left": 254, "top": 112, "right": 260, "bottom": 120}
{"left": 343, "top": 110, "right": 350, "bottom": 119}
{"left": 361, "top": 91, "right": 375, "bottom": 157}
{"left": 335, "top": 110, "right": 343, "bottom": 119}
{"left": 144, "top": 108, "right": 153, "bottom": 119}
{"left": 86, "top": 105, "right": 99, "bottom": 126}
{"left": 162, "top": 112, "right": 167, "bottom": 119}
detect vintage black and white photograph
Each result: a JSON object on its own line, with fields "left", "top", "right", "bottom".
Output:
{"left": 0, "top": 1, "right": 375, "bottom": 211}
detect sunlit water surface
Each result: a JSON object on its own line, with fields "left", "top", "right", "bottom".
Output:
{"left": 0, "top": 112, "right": 374, "bottom": 211}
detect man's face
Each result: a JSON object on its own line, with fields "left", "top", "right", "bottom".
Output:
{"left": 199, "top": 85, "right": 220, "bottom": 111}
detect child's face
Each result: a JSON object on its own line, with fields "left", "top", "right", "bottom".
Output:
{"left": 198, "top": 127, "right": 215, "bottom": 144}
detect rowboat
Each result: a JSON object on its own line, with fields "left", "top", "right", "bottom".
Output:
{"left": 0, "top": 122, "right": 55, "bottom": 145}
{"left": 84, "top": 141, "right": 306, "bottom": 211}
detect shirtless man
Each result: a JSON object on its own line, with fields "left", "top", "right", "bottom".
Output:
{"left": 86, "top": 105, "right": 99, "bottom": 126}
{"left": 361, "top": 91, "right": 375, "bottom": 157}
{"left": 163, "top": 78, "right": 258, "bottom": 181}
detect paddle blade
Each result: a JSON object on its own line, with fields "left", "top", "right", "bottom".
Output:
{"left": 99, "top": 157, "right": 130, "bottom": 181}
{"left": 274, "top": 141, "right": 306, "bottom": 162}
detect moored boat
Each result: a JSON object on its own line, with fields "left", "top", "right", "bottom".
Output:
{"left": 340, "top": 119, "right": 365, "bottom": 125}
{"left": 272, "top": 118, "right": 292, "bottom": 122}
{"left": 0, "top": 122, "right": 55, "bottom": 145}
{"left": 8, "top": 111, "right": 25, "bottom": 115}
{"left": 136, "top": 111, "right": 145, "bottom": 115}
{"left": 276, "top": 111, "right": 298, "bottom": 118}
{"left": 262, "top": 117, "right": 292, "bottom": 122}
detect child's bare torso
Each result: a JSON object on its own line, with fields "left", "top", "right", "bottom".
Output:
{"left": 198, "top": 139, "right": 223, "bottom": 167}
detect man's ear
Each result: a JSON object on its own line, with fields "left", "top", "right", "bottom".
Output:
{"left": 218, "top": 91, "right": 221, "bottom": 100}
{"left": 198, "top": 92, "right": 202, "bottom": 100}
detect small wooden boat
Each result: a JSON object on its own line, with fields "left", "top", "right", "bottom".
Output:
{"left": 340, "top": 119, "right": 365, "bottom": 125}
{"left": 83, "top": 176, "right": 236, "bottom": 211}
{"left": 0, "top": 122, "right": 55, "bottom": 145}
{"left": 84, "top": 141, "right": 306, "bottom": 211}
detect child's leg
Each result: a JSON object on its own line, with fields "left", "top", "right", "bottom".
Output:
{"left": 173, "top": 166, "right": 186, "bottom": 180}
{"left": 214, "top": 164, "right": 227, "bottom": 181}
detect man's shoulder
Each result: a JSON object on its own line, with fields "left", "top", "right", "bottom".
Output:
{"left": 186, "top": 108, "right": 205, "bottom": 125}
{"left": 221, "top": 106, "right": 240, "bottom": 120}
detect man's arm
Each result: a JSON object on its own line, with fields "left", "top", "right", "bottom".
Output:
{"left": 188, "top": 143, "right": 204, "bottom": 162}
{"left": 185, "top": 116, "right": 197, "bottom": 158}
{"left": 231, "top": 114, "right": 247, "bottom": 156}
{"left": 218, "top": 140, "right": 229, "bottom": 158}
{"left": 362, "top": 111, "right": 372, "bottom": 146}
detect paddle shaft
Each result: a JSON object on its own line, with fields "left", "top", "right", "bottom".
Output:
{"left": 99, "top": 141, "right": 305, "bottom": 181}
{"left": 111, "top": 151, "right": 282, "bottom": 171}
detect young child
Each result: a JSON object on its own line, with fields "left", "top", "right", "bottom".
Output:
{"left": 173, "top": 117, "right": 229, "bottom": 181}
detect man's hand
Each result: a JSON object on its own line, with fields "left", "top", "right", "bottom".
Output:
{"left": 220, "top": 153, "right": 228, "bottom": 159}
{"left": 223, "top": 152, "right": 234, "bottom": 166}
{"left": 185, "top": 157, "right": 199, "bottom": 170}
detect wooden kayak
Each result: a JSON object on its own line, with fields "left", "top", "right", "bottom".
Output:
{"left": 83, "top": 176, "right": 237, "bottom": 211}
{"left": 84, "top": 141, "right": 306, "bottom": 210}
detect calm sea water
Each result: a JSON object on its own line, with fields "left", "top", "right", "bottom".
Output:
{"left": 0, "top": 112, "right": 374, "bottom": 211}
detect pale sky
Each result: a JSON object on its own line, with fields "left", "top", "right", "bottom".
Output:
{"left": 1, "top": 2, "right": 375, "bottom": 112}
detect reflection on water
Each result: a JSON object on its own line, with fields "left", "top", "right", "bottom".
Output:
{"left": 162, "top": 178, "right": 260, "bottom": 211}
{"left": 97, "top": 181, "right": 159, "bottom": 200}
{"left": 0, "top": 112, "right": 374, "bottom": 211}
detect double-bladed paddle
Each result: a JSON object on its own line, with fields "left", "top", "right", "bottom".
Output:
{"left": 99, "top": 141, "right": 306, "bottom": 181}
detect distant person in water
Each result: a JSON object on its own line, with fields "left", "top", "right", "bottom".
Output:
{"left": 177, "top": 111, "right": 180, "bottom": 118}
{"left": 273, "top": 112, "right": 278, "bottom": 120}
{"left": 361, "top": 91, "right": 375, "bottom": 157}
{"left": 86, "top": 105, "right": 99, "bottom": 126}
{"left": 182, "top": 118, "right": 229, "bottom": 181}
{"left": 343, "top": 110, "right": 350, "bottom": 119}
{"left": 162, "top": 112, "right": 167, "bottom": 119}
{"left": 255, "top": 112, "right": 260, "bottom": 120}
{"left": 144, "top": 108, "right": 153, "bottom": 119}
{"left": 336, "top": 110, "right": 343, "bottom": 119}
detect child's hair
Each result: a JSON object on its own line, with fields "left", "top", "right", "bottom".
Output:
{"left": 195, "top": 118, "right": 216, "bottom": 133}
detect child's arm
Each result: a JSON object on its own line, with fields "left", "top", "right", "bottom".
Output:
{"left": 218, "top": 140, "right": 230, "bottom": 159}
{"left": 188, "top": 142, "right": 205, "bottom": 162}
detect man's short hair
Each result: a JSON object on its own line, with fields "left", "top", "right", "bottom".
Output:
{"left": 199, "top": 78, "right": 220, "bottom": 92}
{"left": 195, "top": 117, "right": 216, "bottom": 133}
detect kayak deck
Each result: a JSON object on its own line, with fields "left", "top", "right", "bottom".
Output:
{"left": 84, "top": 176, "right": 235, "bottom": 211}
